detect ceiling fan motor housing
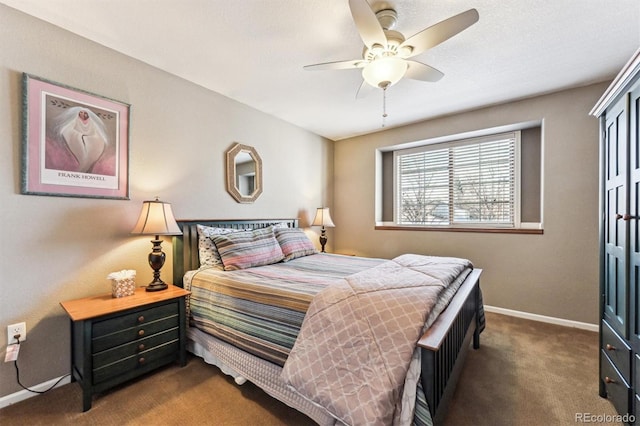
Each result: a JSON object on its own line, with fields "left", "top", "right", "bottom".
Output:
{"left": 363, "top": 30, "right": 407, "bottom": 61}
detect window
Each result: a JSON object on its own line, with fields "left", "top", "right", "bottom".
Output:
{"left": 393, "top": 132, "right": 521, "bottom": 228}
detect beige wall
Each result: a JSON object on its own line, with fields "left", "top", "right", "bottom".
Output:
{"left": 334, "top": 82, "right": 607, "bottom": 325}
{"left": 0, "top": 6, "right": 332, "bottom": 399}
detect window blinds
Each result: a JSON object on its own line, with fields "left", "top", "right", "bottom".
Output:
{"left": 396, "top": 132, "right": 517, "bottom": 226}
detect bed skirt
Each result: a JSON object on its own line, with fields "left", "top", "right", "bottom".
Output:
{"left": 188, "top": 327, "right": 340, "bottom": 425}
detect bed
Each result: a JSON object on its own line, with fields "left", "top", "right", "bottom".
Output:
{"left": 172, "top": 218, "right": 483, "bottom": 425}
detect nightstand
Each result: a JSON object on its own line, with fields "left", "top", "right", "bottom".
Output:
{"left": 60, "top": 286, "right": 190, "bottom": 411}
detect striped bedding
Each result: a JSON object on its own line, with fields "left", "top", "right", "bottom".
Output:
{"left": 186, "top": 253, "right": 384, "bottom": 366}
{"left": 184, "top": 252, "right": 477, "bottom": 425}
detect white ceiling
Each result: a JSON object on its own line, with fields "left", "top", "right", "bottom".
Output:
{"left": 3, "top": 0, "right": 639, "bottom": 141}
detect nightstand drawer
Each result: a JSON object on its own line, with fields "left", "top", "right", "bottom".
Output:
{"left": 93, "top": 340, "right": 180, "bottom": 384}
{"left": 602, "top": 320, "right": 632, "bottom": 382}
{"left": 601, "top": 349, "right": 632, "bottom": 416}
{"left": 93, "top": 327, "right": 180, "bottom": 369}
{"left": 92, "top": 315, "right": 179, "bottom": 353}
{"left": 93, "top": 302, "right": 178, "bottom": 338}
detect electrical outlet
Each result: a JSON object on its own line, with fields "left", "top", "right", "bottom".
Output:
{"left": 7, "top": 322, "right": 26, "bottom": 344}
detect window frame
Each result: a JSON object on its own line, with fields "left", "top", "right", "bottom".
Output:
{"left": 390, "top": 131, "right": 530, "bottom": 231}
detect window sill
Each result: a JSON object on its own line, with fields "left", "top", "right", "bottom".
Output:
{"left": 374, "top": 225, "right": 543, "bottom": 235}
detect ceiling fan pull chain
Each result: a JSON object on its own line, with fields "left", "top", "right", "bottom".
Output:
{"left": 382, "top": 86, "right": 388, "bottom": 127}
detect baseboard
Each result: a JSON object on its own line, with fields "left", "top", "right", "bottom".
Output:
{"left": 0, "top": 375, "right": 71, "bottom": 409}
{"left": 484, "top": 305, "right": 598, "bottom": 332}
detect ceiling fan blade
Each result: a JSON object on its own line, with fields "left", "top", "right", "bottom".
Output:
{"left": 356, "top": 80, "right": 376, "bottom": 99}
{"left": 405, "top": 61, "right": 444, "bottom": 82}
{"left": 349, "top": 0, "right": 387, "bottom": 49}
{"left": 399, "top": 8, "right": 479, "bottom": 58}
{"left": 304, "top": 59, "right": 365, "bottom": 71}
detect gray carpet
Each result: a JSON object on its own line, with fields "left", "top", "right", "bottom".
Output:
{"left": 0, "top": 312, "right": 622, "bottom": 425}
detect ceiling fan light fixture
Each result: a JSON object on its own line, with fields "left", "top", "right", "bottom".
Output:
{"left": 362, "top": 56, "right": 407, "bottom": 89}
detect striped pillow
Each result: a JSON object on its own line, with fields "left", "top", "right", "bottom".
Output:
{"left": 274, "top": 228, "right": 318, "bottom": 261}
{"left": 212, "top": 226, "right": 284, "bottom": 270}
{"left": 197, "top": 225, "right": 246, "bottom": 268}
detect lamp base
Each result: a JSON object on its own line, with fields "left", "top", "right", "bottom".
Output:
{"left": 319, "top": 229, "right": 328, "bottom": 253}
{"left": 146, "top": 237, "right": 168, "bottom": 292}
{"left": 145, "top": 282, "right": 168, "bottom": 292}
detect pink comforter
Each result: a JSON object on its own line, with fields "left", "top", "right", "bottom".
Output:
{"left": 282, "top": 254, "right": 472, "bottom": 425}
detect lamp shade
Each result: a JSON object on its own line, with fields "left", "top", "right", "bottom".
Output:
{"left": 312, "top": 207, "right": 335, "bottom": 228}
{"left": 362, "top": 57, "right": 408, "bottom": 89}
{"left": 131, "top": 198, "right": 182, "bottom": 236}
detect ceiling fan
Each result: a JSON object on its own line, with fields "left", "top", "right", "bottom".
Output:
{"left": 304, "top": 0, "right": 479, "bottom": 98}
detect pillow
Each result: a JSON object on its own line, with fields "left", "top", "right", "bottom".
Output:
{"left": 212, "top": 226, "right": 284, "bottom": 271}
{"left": 274, "top": 227, "right": 318, "bottom": 261}
{"left": 272, "top": 222, "right": 290, "bottom": 229}
{"left": 197, "top": 224, "right": 246, "bottom": 268}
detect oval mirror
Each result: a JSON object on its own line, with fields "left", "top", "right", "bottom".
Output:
{"left": 225, "top": 142, "right": 262, "bottom": 203}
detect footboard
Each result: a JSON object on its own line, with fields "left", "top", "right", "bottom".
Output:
{"left": 418, "top": 268, "right": 482, "bottom": 422}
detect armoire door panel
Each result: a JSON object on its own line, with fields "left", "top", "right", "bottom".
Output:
{"left": 604, "top": 187, "right": 623, "bottom": 245}
{"left": 605, "top": 252, "right": 626, "bottom": 332}
{"left": 604, "top": 96, "right": 629, "bottom": 338}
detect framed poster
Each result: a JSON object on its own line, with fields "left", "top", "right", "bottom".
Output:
{"left": 21, "top": 73, "right": 130, "bottom": 199}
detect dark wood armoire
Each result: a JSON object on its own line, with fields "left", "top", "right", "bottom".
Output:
{"left": 592, "top": 48, "right": 640, "bottom": 422}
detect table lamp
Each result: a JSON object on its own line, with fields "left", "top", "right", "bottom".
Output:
{"left": 312, "top": 207, "right": 335, "bottom": 253}
{"left": 131, "top": 197, "right": 182, "bottom": 291}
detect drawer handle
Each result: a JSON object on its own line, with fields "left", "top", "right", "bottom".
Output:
{"left": 138, "top": 357, "right": 145, "bottom": 364}
{"left": 138, "top": 344, "right": 145, "bottom": 351}
{"left": 138, "top": 329, "right": 145, "bottom": 337}
{"left": 138, "top": 315, "right": 145, "bottom": 323}
{"left": 605, "top": 376, "right": 616, "bottom": 384}
{"left": 606, "top": 344, "right": 616, "bottom": 351}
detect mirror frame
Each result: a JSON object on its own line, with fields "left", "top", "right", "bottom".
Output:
{"left": 225, "top": 142, "right": 263, "bottom": 203}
